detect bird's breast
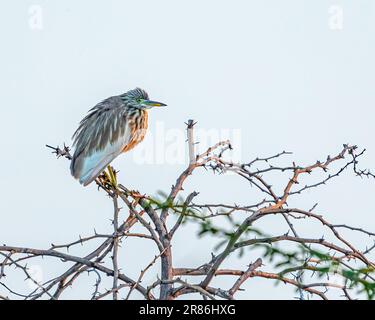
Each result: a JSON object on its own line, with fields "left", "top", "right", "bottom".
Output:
{"left": 122, "top": 110, "right": 148, "bottom": 153}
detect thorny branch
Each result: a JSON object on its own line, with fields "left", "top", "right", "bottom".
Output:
{"left": 0, "top": 121, "right": 374, "bottom": 300}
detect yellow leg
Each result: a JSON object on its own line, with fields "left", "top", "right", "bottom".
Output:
{"left": 107, "top": 165, "right": 117, "bottom": 187}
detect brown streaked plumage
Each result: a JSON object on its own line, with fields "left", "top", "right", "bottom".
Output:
{"left": 122, "top": 110, "right": 148, "bottom": 153}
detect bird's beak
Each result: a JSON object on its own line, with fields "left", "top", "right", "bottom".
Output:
{"left": 142, "top": 100, "right": 167, "bottom": 108}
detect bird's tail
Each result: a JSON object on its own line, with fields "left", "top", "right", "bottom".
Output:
{"left": 70, "top": 149, "right": 116, "bottom": 186}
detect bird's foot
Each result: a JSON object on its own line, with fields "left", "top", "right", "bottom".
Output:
{"left": 96, "top": 173, "right": 111, "bottom": 192}
{"left": 96, "top": 166, "right": 118, "bottom": 192}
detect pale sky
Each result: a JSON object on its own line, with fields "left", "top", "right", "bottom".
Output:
{"left": 0, "top": 0, "right": 374, "bottom": 299}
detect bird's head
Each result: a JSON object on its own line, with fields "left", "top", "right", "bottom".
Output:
{"left": 121, "top": 88, "right": 167, "bottom": 110}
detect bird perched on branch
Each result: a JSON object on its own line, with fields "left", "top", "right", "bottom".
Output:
{"left": 70, "top": 88, "right": 166, "bottom": 186}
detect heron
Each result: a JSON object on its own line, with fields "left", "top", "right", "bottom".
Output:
{"left": 70, "top": 88, "right": 166, "bottom": 186}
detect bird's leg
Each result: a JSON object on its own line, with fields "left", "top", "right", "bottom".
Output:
{"left": 107, "top": 165, "right": 118, "bottom": 188}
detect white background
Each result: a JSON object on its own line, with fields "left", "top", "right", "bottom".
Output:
{"left": 0, "top": 0, "right": 374, "bottom": 299}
